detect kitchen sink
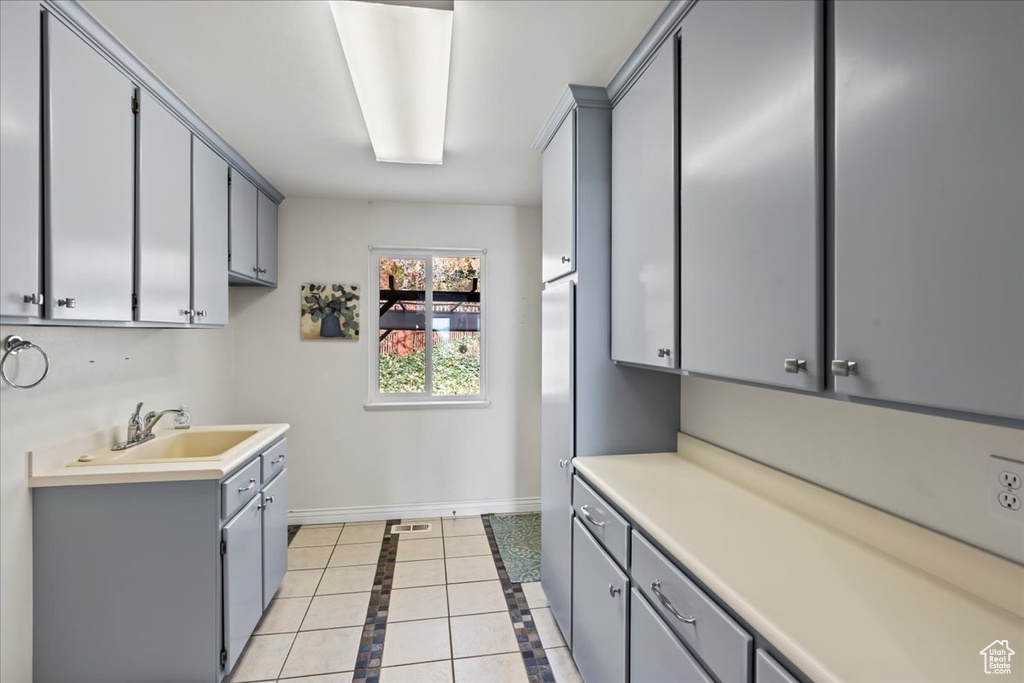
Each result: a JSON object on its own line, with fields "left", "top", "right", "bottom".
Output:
{"left": 70, "top": 429, "right": 260, "bottom": 466}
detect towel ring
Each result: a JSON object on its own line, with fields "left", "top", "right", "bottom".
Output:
{"left": 1, "top": 335, "right": 50, "bottom": 389}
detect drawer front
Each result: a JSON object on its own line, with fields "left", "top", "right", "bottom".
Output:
{"left": 631, "top": 531, "right": 752, "bottom": 683}
{"left": 631, "top": 588, "right": 713, "bottom": 683}
{"left": 756, "top": 649, "right": 799, "bottom": 683}
{"left": 260, "top": 438, "right": 287, "bottom": 484}
{"left": 222, "top": 457, "right": 262, "bottom": 520}
{"left": 573, "top": 476, "right": 629, "bottom": 567}
{"left": 572, "top": 518, "right": 628, "bottom": 683}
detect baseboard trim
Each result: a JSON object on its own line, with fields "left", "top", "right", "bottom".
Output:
{"left": 288, "top": 496, "right": 542, "bottom": 525}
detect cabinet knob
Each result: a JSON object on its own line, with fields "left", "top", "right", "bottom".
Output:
{"left": 558, "top": 458, "right": 568, "bottom": 469}
{"left": 784, "top": 358, "right": 807, "bottom": 374}
{"left": 608, "top": 584, "right": 622, "bottom": 598}
{"left": 560, "top": 256, "right": 571, "bottom": 264}
{"left": 182, "top": 309, "right": 196, "bottom": 317}
{"left": 831, "top": 360, "right": 858, "bottom": 377}
{"left": 197, "top": 310, "right": 207, "bottom": 318}
{"left": 252, "top": 266, "right": 260, "bottom": 273}
{"left": 657, "top": 348, "right": 672, "bottom": 358}
{"left": 22, "top": 293, "right": 44, "bottom": 305}
{"left": 57, "top": 298, "right": 76, "bottom": 308}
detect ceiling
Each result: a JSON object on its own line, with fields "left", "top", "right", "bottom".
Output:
{"left": 81, "top": 0, "right": 667, "bottom": 207}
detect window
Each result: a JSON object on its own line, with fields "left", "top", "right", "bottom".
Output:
{"left": 367, "top": 247, "right": 487, "bottom": 407}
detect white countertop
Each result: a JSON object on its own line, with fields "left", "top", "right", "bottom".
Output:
{"left": 29, "top": 423, "right": 290, "bottom": 487}
{"left": 573, "top": 434, "right": 1024, "bottom": 683}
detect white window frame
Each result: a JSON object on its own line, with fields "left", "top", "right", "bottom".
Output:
{"left": 366, "top": 246, "right": 489, "bottom": 409}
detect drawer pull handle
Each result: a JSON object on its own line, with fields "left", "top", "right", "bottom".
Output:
{"left": 579, "top": 505, "right": 605, "bottom": 527}
{"left": 238, "top": 478, "right": 256, "bottom": 493}
{"left": 651, "top": 580, "right": 696, "bottom": 624}
{"left": 271, "top": 455, "right": 286, "bottom": 465}
{"left": 608, "top": 584, "right": 621, "bottom": 598}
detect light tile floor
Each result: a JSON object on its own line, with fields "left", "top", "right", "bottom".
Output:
{"left": 228, "top": 517, "right": 582, "bottom": 683}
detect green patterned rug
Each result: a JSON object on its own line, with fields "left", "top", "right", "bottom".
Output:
{"left": 488, "top": 512, "right": 541, "bottom": 584}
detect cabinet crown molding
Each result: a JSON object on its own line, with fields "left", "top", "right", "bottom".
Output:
{"left": 533, "top": 84, "right": 610, "bottom": 152}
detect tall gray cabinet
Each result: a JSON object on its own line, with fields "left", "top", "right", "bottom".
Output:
{"left": 678, "top": 0, "right": 823, "bottom": 391}
{"left": 832, "top": 0, "right": 1024, "bottom": 420}
{"left": 537, "top": 85, "right": 679, "bottom": 647}
{"left": 0, "top": 0, "right": 42, "bottom": 318}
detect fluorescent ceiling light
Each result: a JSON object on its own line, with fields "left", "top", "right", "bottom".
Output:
{"left": 329, "top": 0, "right": 454, "bottom": 165}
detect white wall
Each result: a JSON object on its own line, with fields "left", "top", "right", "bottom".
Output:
{"left": 679, "top": 376, "right": 1024, "bottom": 563}
{"left": 0, "top": 325, "right": 234, "bottom": 681}
{"left": 229, "top": 198, "right": 542, "bottom": 520}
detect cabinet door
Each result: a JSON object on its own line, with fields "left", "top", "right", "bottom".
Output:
{"left": 223, "top": 494, "right": 263, "bottom": 672}
{"left": 679, "top": 0, "right": 823, "bottom": 391}
{"left": 136, "top": 91, "right": 191, "bottom": 324}
{"left": 261, "top": 470, "right": 288, "bottom": 608}
{"left": 0, "top": 0, "right": 41, "bottom": 318}
{"left": 611, "top": 38, "right": 678, "bottom": 369}
{"left": 542, "top": 111, "right": 575, "bottom": 283}
{"left": 44, "top": 13, "right": 135, "bottom": 322}
{"left": 631, "top": 588, "right": 713, "bottom": 683}
{"left": 833, "top": 0, "right": 1024, "bottom": 419}
{"left": 256, "top": 192, "right": 278, "bottom": 285}
{"left": 571, "top": 519, "right": 628, "bottom": 683}
{"left": 229, "top": 170, "right": 258, "bottom": 279}
{"left": 541, "top": 280, "right": 574, "bottom": 642}
{"left": 192, "top": 138, "right": 229, "bottom": 325}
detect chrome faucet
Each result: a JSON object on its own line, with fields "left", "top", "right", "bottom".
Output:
{"left": 113, "top": 402, "right": 191, "bottom": 451}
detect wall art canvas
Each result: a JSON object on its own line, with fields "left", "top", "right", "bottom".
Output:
{"left": 301, "top": 283, "right": 360, "bottom": 340}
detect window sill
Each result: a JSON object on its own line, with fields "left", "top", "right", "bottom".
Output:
{"left": 364, "top": 400, "right": 491, "bottom": 411}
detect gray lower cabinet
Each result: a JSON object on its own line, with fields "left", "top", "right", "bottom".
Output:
{"left": 223, "top": 493, "right": 265, "bottom": 671}
{"left": 631, "top": 588, "right": 713, "bottom": 683}
{"left": 756, "top": 649, "right": 799, "bottom": 683}
{"left": 32, "top": 439, "right": 289, "bottom": 682}
{"left": 191, "top": 137, "right": 230, "bottom": 325}
{"left": 44, "top": 11, "right": 135, "bottom": 322}
{"left": 542, "top": 110, "right": 576, "bottom": 283}
{"left": 136, "top": 90, "right": 193, "bottom": 324}
{"left": 832, "top": 0, "right": 1024, "bottom": 419}
{"left": 261, "top": 471, "right": 289, "bottom": 608}
{"left": 229, "top": 170, "right": 259, "bottom": 281}
{"left": 678, "top": 0, "right": 823, "bottom": 391}
{"left": 572, "top": 518, "right": 628, "bottom": 683}
{"left": 0, "top": 0, "right": 42, "bottom": 318}
{"left": 611, "top": 35, "right": 678, "bottom": 370}
{"left": 256, "top": 192, "right": 279, "bottom": 285}
{"left": 541, "top": 281, "right": 575, "bottom": 642}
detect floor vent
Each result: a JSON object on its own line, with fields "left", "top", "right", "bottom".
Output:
{"left": 390, "top": 523, "right": 432, "bottom": 534}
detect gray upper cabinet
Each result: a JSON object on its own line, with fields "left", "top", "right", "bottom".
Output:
{"left": 44, "top": 13, "right": 135, "bottom": 322}
{"left": 679, "top": 0, "right": 823, "bottom": 391}
{"left": 542, "top": 112, "right": 576, "bottom": 283}
{"left": 136, "top": 91, "right": 192, "bottom": 324}
{"left": 833, "top": 0, "right": 1024, "bottom": 419}
{"left": 192, "top": 137, "right": 230, "bottom": 326}
{"left": 229, "top": 170, "right": 259, "bottom": 281}
{"left": 611, "top": 37, "right": 678, "bottom": 370}
{"left": 257, "top": 192, "right": 279, "bottom": 285}
{"left": 541, "top": 280, "right": 575, "bottom": 642}
{"left": 0, "top": 0, "right": 42, "bottom": 319}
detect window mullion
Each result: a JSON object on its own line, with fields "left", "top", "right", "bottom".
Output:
{"left": 424, "top": 257, "right": 433, "bottom": 396}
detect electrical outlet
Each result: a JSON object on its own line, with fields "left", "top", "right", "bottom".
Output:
{"left": 991, "top": 454, "right": 1024, "bottom": 522}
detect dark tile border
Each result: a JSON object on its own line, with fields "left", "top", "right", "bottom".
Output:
{"left": 352, "top": 519, "right": 402, "bottom": 682}
{"left": 483, "top": 514, "right": 555, "bottom": 683}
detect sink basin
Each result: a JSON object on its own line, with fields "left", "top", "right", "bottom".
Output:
{"left": 71, "top": 429, "right": 260, "bottom": 466}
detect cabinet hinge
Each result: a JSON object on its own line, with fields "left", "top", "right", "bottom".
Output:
{"left": 131, "top": 293, "right": 138, "bottom": 310}
{"left": 227, "top": 168, "right": 232, "bottom": 185}
{"left": 220, "top": 540, "right": 226, "bottom": 556}
{"left": 220, "top": 649, "right": 227, "bottom": 667}
{"left": 131, "top": 94, "right": 139, "bottom": 115}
